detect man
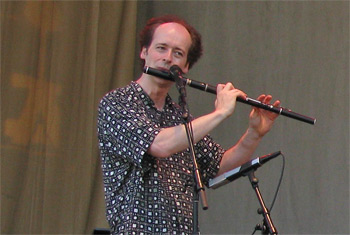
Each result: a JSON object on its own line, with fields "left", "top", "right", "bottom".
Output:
{"left": 97, "top": 15, "right": 280, "bottom": 234}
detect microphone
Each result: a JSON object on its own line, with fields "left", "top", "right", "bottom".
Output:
{"left": 143, "top": 66, "right": 316, "bottom": 125}
{"left": 169, "top": 65, "right": 186, "bottom": 90}
{"left": 169, "top": 65, "right": 184, "bottom": 80}
{"left": 208, "top": 151, "right": 281, "bottom": 189}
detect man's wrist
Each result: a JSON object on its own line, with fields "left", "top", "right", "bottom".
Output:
{"left": 247, "top": 127, "right": 264, "bottom": 140}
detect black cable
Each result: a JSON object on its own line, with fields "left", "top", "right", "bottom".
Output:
{"left": 269, "top": 153, "right": 285, "bottom": 212}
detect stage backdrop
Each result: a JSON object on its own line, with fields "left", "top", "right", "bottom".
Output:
{"left": 1, "top": 1, "right": 349, "bottom": 234}
{"left": 136, "top": 1, "right": 349, "bottom": 234}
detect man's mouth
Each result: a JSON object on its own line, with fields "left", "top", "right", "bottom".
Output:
{"left": 157, "top": 67, "right": 170, "bottom": 73}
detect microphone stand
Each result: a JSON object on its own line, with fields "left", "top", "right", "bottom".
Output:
{"left": 245, "top": 170, "right": 278, "bottom": 235}
{"left": 175, "top": 75, "right": 208, "bottom": 235}
{"left": 167, "top": 65, "right": 281, "bottom": 234}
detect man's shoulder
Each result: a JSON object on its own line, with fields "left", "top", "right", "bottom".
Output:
{"left": 106, "top": 82, "right": 134, "bottom": 96}
{"left": 98, "top": 82, "right": 144, "bottom": 113}
{"left": 101, "top": 82, "right": 139, "bottom": 101}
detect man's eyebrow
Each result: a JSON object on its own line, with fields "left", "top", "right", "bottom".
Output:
{"left": 155, "top": 43, "right": 187, "bottom": 53}
{"left": 155, "top": 43, "right": 167, "bottom": 46}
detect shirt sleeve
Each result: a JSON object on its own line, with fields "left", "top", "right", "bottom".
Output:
{"left": 97, "top": 91, "right": 161, "bottom": 169}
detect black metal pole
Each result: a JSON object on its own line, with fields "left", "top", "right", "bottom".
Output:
{"left": 174, "top": 73, "right": 208, "bottom": 234}
{"left": 246, "top": 171, "right": 278, "bottom": 235}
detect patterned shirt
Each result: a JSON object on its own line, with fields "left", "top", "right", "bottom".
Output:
{"left": 97, "top": 81, "right": 225, "bottom": 234}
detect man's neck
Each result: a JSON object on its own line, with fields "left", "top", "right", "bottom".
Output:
{"left": 136, "top": 74, "right": 173, "bottom": 110}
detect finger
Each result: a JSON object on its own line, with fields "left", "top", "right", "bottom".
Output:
{"left": 273, "top": 100, "right": 281, "bottom": 107}
{"left": 257, "top": 94, "right": 266, "bottom": 102}
{"left": 237, "top": 90, "right": 247, "bottom": 100}
{"left": 262, "top": 95, "right": 282, "bottom": 107}
{"left": 263, "top": 95, "right": 272, "bottom": 104}
{"left": 223, "top": 82, "right": 234, "bottom": 91}
{"left": 257, "top": 94, "right": 274, "bottom": 104}
{"left": 216, "top": 84, "right": 225, "bottom": 93}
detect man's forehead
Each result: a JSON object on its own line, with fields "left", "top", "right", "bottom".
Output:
{"left": 153, "top": 22, "right": 192, "bottom": 48}
{"left": 158, "top": 22, "right": 184, "bottom": 28}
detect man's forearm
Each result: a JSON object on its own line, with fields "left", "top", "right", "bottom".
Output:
{"left": 148, "top": 110, "right": 227, "bottom": 158}
{"left": 217, "top": 128, "right": 262, "bottom": 176}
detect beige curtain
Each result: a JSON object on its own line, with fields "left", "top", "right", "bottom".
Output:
{"left": 2, "top": 1, "right": 348, "bottom": 234}
{"left": 1, "top": 1, "right": 137, "bottom": 233}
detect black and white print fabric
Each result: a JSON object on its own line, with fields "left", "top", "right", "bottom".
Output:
{"left": 97, "top": 81, "right": 224, "bottom": 234}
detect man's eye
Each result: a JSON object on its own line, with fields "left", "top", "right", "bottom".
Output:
{"left": 174, "top": 51, "right": 184, "bottom": 57}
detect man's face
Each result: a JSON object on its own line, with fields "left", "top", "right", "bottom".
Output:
{"left": 140, "top": 22, "right": 192, "bottom": 74}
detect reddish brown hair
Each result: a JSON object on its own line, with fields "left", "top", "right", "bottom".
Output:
{"left": 139, "top": 15, "right": 203, "bottom": 70}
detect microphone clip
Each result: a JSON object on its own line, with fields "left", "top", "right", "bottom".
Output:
{"left": 170, "top": 65, "right": 189, "bottom": 119}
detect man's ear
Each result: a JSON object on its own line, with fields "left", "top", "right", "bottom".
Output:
{"left": 140, "top": 47, "right": 148, "bottom": 59}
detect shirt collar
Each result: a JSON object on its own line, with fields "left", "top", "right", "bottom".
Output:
{"left": 130, "top": 81, "right": 175, "bottom": 111}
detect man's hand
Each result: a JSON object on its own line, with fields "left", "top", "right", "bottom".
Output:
{"left": 215, "top": 83, "right": 247, "bottom": 119}
{"left": 248, "top": 94, "right": 281, "bottom": 137}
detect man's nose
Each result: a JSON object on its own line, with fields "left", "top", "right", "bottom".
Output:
{"left": 162, "top": 50, "right": 173, "bottom": 63}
